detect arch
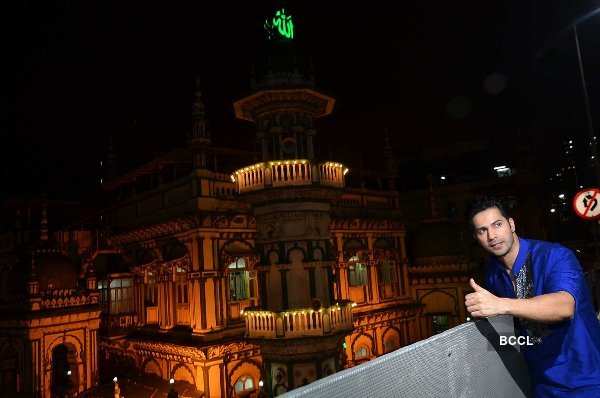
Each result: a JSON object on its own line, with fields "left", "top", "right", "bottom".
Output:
{"left": 47, "top": 334, "right": 84, "bottom": 364}
{"left": 221, "top": 240, "right": 255, "bottom": 257}
{"left": 142, "top": 357, "right": 163, "bottom": 379}
{"left": 221, "top": 240, "right": 256, "bottom": 269}
{"left": 228, "top": 359, "right": 262, "bottom": 398}
{"left": 351, "top": 332, "right": 376, "bottom": 359}
{"left": 419, "top": 289, "right": 458, "bottom": 315}
{"left": 171, "top": 363, "right": 195, "bottom": 386}
{"left": 228, "top": 358, "right": 262, "bottom": 380}
{"left": 382, "top": 327, "right": 402, "bottom": 353}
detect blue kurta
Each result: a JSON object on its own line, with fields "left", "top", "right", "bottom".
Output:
{"left": 485, "top": 238, "right": 600, "bottom": 397}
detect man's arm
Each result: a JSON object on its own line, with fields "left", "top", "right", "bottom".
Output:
{"left": 465, "top": 278, "right": 575, "bottom": 323}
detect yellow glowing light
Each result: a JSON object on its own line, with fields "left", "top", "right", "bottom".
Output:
{"left": 343, "top": 168, "right": 349, "bottom": 175}
{"left": 351, "top": 302, "right": 357, "bottom": 307}
{"left": 231, "top": 175, "right": 236, "bottom": 183}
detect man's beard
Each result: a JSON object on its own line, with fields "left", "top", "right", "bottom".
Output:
{"left": 491, "top": 239, "right": 512, "bottom": 258}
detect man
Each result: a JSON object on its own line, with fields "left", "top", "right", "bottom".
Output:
{"left": 465, "top": 197, "right": 600, "bottom": 397}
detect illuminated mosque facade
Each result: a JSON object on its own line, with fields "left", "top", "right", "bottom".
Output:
{"left": 0, "top": 8, "right": 477, "bottom": 397}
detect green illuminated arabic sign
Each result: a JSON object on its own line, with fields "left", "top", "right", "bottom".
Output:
{"left": 264, "top": 8, "right": 294, "bottom": 40}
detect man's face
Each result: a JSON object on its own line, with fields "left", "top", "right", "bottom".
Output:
{"left": 472, "top": 207, "right": 516, "bottom": 257}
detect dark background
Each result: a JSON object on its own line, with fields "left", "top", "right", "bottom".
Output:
{"left": 5, "top": 1, "right": 600, "bottom": 200}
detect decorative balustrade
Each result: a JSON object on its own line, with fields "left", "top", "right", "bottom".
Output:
{"left": 232, "top": 160, "right": 347, "bottom": 193}
{"left": 40, "top": 289, "right": 99, "bottom": 309}
{"left": 243, "top": 301, "right": 354, "bottom": 339}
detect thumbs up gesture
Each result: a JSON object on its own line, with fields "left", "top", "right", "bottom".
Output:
{"left": 465, "top": 278, "right": 507, "bottom": 318}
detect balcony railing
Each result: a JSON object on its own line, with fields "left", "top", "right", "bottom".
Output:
{"left": 232, "top": 160, "right": 347, "bottom": 194}
{"left": 281, "top": 315, "right": 531, "bottom": 398}
{"left": 243, "top": 301, "right": 354, "bottom": 339}
{"left": 40, "top": 289, "right": 99, "bottom": 309}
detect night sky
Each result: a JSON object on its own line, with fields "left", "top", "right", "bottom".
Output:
{"left": 4, "top": 1, "right": 600, "bottom": 201}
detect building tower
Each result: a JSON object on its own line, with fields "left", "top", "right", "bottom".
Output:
{"left": 231, "top": 7, "right": 353, "bottom": 396}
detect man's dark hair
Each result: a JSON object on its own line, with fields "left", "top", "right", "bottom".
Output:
{"left": 467, "top": 196, "right": 511, "bottom": 229}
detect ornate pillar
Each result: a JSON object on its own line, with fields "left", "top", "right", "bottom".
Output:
{"left": 190, "top": 278, "right": 202, "bottom": 332}
{"left": 187, "top": 236, "right": 201, "bottom": 271}
{"left": 367, "top": 234, "right": 379, "bottom": 303}
{"left": 159, "top": 276, "right": 175, "bottom": 330}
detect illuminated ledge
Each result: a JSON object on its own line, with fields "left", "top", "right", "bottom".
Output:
{"left": 243, "top": 301, "right": 355, "bottom": 339}
{"left": 232, "top": 159, "right": 348, "bottom": 193}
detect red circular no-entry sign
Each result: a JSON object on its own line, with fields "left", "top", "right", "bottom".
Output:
{"left": 572, "top": 188, "right": 600, "bottom": 220}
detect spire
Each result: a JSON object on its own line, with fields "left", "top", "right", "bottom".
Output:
{"left": 190, "top": 77, "right": 210, "bottom": 145}
{"left": 383, "top": 128, "right": 397, "bottom": 190}
{"left": 40, "top": 200, "right": 48, "bottom": 241}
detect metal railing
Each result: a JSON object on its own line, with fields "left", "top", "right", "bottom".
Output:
{"left": 282, "top": 315, "right": 531, "bottom": 398}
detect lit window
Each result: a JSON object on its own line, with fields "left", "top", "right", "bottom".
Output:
{"left": 228, "top": 258, "right": 250, "bottom": 301}
{"left": 348, "top": 256, "right": 367, "bottom": 287}
{"left": 109, "top": 278, "right": 134, "bottom": 314}
{"left": 234, "top": 376, "right": 255, "bottom": 396}
{"left": 354, "top": 345, "right": 369, "bottom": 360}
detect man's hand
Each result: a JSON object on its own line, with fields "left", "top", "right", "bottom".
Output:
{"left": 465, "top": 278, "right": 507, "bottom": 318}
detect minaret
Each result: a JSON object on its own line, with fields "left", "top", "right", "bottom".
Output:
{"left": 189, "top": 78, "right": 211, "bottom": 170}
{"left": 232, "top": 7, "right": 353, "bottom": 395}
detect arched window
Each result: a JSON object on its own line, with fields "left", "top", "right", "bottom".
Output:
{"left": 234, "top": 375, "right": 255, "bottom": 396}
{"left": 354, "top": 345, "right": 369, "bottom": 360}
{"left": 348, "top": 255, "right": 367, "bottom": 287}
{"left": 228, "top": 258, "right": 250, "bottom": 301}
